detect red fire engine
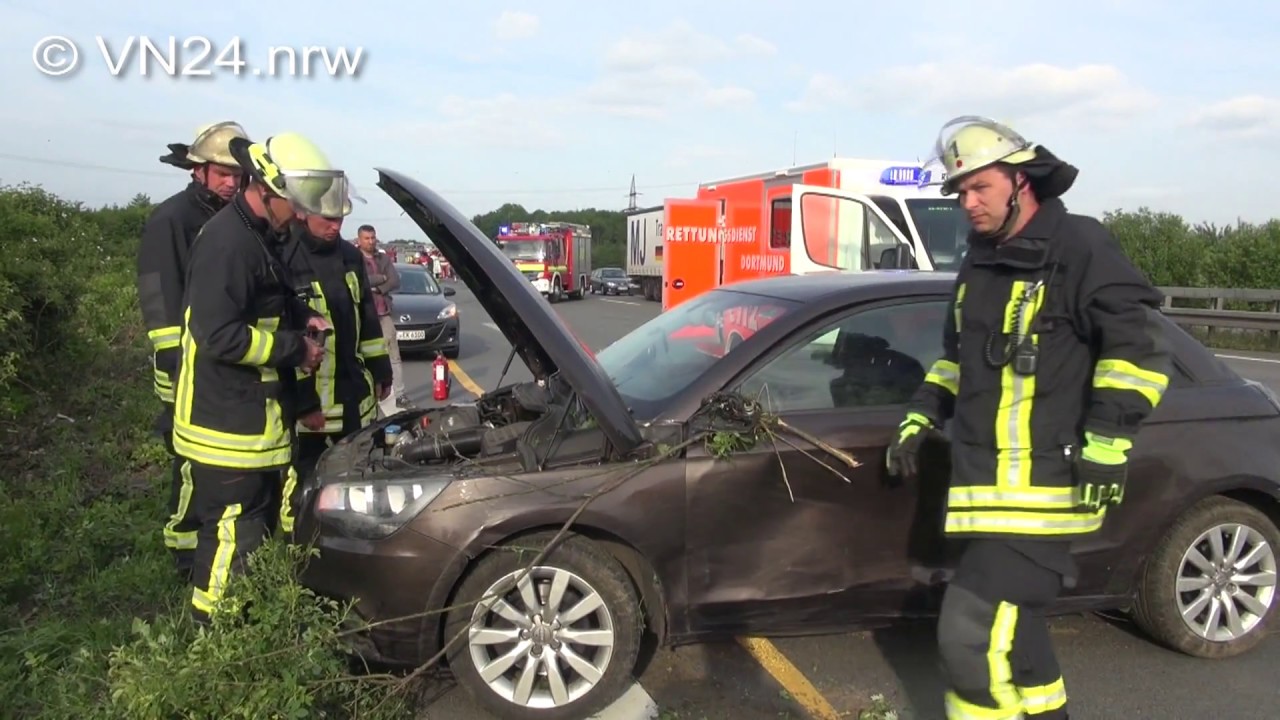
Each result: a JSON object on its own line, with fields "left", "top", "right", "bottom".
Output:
{"left": 495, "top": 221, "right": 594, "bottom": 302}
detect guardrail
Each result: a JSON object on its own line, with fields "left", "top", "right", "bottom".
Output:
{"left": 1157, "top": 287, "right": 1280, "bottom": 343}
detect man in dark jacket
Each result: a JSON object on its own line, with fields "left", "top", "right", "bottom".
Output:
{"left": 135, "top": 121, "right": 249, "bottom": 579}
{"left": 174, "top": 131, "right": 340, "bottom": 623}
{"left": 885, "top": 116, "right": 1172, "bottom": 720}
{"left": 277, "top": 193, "right": 392, "bottom": 536}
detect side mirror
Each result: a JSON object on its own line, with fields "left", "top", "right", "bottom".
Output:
{"left": 442, "top": 287, "right": 456, "bottom": 296}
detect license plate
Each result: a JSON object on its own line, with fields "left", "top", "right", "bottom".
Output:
{"left": 397, "top": 330, "right": 426, "bottom": 340}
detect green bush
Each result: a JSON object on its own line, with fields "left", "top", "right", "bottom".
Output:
{"left": 0, "top": 183, "right": 413, "bottom": 719}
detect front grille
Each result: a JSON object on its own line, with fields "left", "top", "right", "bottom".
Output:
{"left": 522, "top": 271, "right": 542, "bottom": 280}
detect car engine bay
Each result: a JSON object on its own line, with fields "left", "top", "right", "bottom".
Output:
{"left": 365, "top": 376, "right": 610, "bottom": 476}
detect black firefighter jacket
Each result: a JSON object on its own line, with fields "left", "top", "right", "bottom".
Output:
{"left": 171, "top": 193, "right": 319, "bottom": 471}
{"left": 136, "top": 181, "right": 226, "bottom": 413}
{"left": 908, "top": 197, "right": 1173, "bottom": 542}
{"left": 280, "top": 225, "right": 392, "bottom": 435}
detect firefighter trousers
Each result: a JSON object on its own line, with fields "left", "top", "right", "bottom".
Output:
{"left": 187, "top": 461, "right": 280, "bottom": 623}
{"left": 278, "top": 432, "right": 340, "bottom": 537}
{"left": 159, "top": 423, "right": 199, "bottom": 576}
{"left": 938, "top": 539, "right": 1070, "bottom": 720}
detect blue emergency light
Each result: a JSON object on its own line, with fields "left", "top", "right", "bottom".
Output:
{"left": 498, "top": 225, "right": 511, "bottom": 235}
{"left": 879, "top": 166, "right": 924, "bottom": 186}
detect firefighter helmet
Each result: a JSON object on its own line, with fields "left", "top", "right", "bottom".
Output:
{"left": 930, "top": 116, "right": 1039, "bottom": 196}
{"left": 228, "top": 132, "right": 361, "bottom": 217}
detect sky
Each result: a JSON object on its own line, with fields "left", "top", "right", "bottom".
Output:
{"left": 1, "top": 0, "right": 1277, "bottom": 242}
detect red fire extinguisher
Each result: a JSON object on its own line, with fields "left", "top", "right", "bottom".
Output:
{"left": 432, "top": 352, "right": 450, "bottom": 401}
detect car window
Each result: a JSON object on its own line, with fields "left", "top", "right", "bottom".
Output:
{"left": 394, "top": 269, "right": 440, "bottom": 295}
{"left": 595, "top": 289, "right": 802, "bottom": 418}
{"left": 737, "top": 300, "right": 948, "bottom": 413}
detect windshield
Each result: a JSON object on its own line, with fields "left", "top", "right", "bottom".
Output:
{"left": 906, "top": 199, "right": 971, "bottom": 270}
{"left": 595, "top": 289, "right": 801, "bottom": 418}
{"left": 499, "top": 240, "right": 546, "bottom": 262}
{"left": 600, "top": 268, "right": 626, "bottom": 278}
{"left": 393, "top": 268, "right": 441, "bottom": 295}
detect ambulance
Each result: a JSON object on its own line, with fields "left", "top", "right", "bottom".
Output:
{"left": 660, "top": 157, "right": 972, "bottom": 310}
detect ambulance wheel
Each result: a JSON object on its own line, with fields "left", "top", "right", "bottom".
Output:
{"left": 1133, "top": 496, "right": 1280, "bottom": 659}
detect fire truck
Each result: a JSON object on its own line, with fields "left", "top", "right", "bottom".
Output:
{"left": 660, "top": 158, "right": 972, "bottom": 310}
{"left": 495, "top": 221, "right": 593, "bottom": 302}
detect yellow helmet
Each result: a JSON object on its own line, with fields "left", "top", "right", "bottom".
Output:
{"left": 228, "top": 132, "right": 361, "bottom": 217}
{"left": 930, "top": 116, "right": 1038, "bottom": 196}
{"left": 186, "top": 121, "right": 249, "bottom": 166}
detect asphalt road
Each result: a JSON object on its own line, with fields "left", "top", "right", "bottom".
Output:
{"left": 398, "top": 282, "right": 1280, "bottom": 720}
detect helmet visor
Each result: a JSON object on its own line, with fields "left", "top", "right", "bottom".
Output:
{"left": 280, "top": 170, "right": 361, "bottom": 218}
{"left": 922, "top": 116, "right": 1033, "bottom": 194}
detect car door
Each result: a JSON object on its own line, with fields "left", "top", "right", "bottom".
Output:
{"left": 683, "top": 296, "right": 955, "bottom": 635}
{"left": 787, "top": 184, "right": 931, "bottom": 276}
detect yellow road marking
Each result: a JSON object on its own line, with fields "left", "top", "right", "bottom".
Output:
{"left": 737, "top": 637, "right": 842, "bottom": 720}
{"left": 448, "top": 359, "right": 485, "bottom": 397}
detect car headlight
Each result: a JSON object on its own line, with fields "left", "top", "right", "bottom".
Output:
{"left": 437, "top": 303, "right": 457, "bottom": 320}
{"left": 313, "top": 477, "right": 449, "bottom": 539}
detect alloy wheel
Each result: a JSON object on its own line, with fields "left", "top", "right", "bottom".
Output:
{"left": 1176, "top": 522, "right": 1278, "bottom": 642}
{"left": 467, "top": 566, "right": 616, "bottom": 708}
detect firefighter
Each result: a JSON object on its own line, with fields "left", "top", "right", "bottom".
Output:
{"left": 173, "top": 131, "right": 346, "bottom": 623}
{"left": 885, "top": 116, "right": 1172, "bottom": 720}
{"left": 276, "top": 180, "right": 392, "bottom": 537}
{"left": 136, "top": 121, "right": 249, "bottom": 580}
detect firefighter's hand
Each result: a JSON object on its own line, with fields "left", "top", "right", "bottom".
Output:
{"left": 301, "top": 336, "right": 325, "bottom": 374}
{"left": 299, "top": 410, "right": 325, "bottom": 432}
{"left": 884, "top": 412, "right": 933, "bottom": 485}
{"left": 1077, "top": 433, "right": 1131, "bottom": 510}
{"left": 376, "top": 382, "right": 391, "bottom": 401}
{"left": 306, "top": 315, "right": 332, "bottom": 333}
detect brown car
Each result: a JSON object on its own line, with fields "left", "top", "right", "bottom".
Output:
{"left": 295, "top": 169, "right": 1280, "bottom": 720}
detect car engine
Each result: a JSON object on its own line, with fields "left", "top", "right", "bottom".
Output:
{"left": 367, "top": 376, "right": 603, "bottom": 473}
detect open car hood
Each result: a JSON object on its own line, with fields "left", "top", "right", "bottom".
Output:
{"left": 375, "top": 169, "right": 644, "bottom": 455}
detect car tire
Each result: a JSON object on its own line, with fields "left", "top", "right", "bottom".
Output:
{"left": 444, "top": 531, "right": 643, "bottom": 720}
{"left": 1132, "top": 495, "right": 1280, "bottom": 659}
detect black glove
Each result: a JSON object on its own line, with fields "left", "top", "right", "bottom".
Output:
{"left": 885, "top": 412, "right": 934, "bottom": 485}
{"left": 1076, "top": 432, "right": 1131, "bottom": 510}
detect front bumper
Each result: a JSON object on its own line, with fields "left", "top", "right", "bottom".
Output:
{"left": 531, "top": 277, "right": 551, "bottom": 294}
{"left": 296, "top": 508, "right": 469, "bottom": 667}
{"left": 394, "top": 317, "right": 459, "bottom": 355}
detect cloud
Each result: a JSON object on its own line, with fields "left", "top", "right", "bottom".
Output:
{"left": 494, "top": 10, "right": 539, "bottom": 41}
{"left": 664, "top": 144, "right": 747, "bottom": 169}
{"left": 583, "top": 21, "right": 764, "bottom": 119}
{"left": 788, "top": 63, "right": 1158, "bottom": 128}
{"left": 1185, "top": 95, "right": 1280, "bottom": 140}
{"left": 386, "top": 93, "right": 567, "bottom": 150}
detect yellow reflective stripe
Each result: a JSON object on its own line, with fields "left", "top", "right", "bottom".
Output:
{"left": 163, "top": 460, "right": 197, "bottom": 550}
{"left": 192, "top": 502, "right": 240, "bottom": 615}
{"left": 149, "top": 326, "right": 181, "bottom": 350}
{"left": 359, "top": 338, "right": 388, "bottom": 358}
{"left": 1018, "top": 677, "right": 1067, "bottom": 715}
{"left": 945, "top": 508, "right": 1106, "bottom": 535}
{"left": 240, "top": 327, "right": 274, "bottom": 365}
{"left": 344, "top": 271, "right": 362, "bottom": 340}
{"left": 925, "top": 358, "right": 960, "bottom": 394}
{"left": 948, "top": 485, "right": 1079, "bottom": 509}
{"left": 994, "top": 280, "right": 1045, "bottom": 488}
{"left": 1093, "top": 358, "right": 1168, "bottom": 408}
{"left": 279, "top": 466, "right": 298, "bottom": 534}
{"left": 954, "top": 282, "right": 966, "bottom": 330}
{"left": 942, "top": 600, "right": 1020, "bottom": 719}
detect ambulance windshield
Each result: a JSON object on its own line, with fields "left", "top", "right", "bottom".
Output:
{"left": 905, "top": 199, "right": 970, "bottom": 270}
{"left": 499, "top": 239, "right": 546, "bottom": 262}
{"left": 596, "top": 289, "right": 801, "bottom": 418}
